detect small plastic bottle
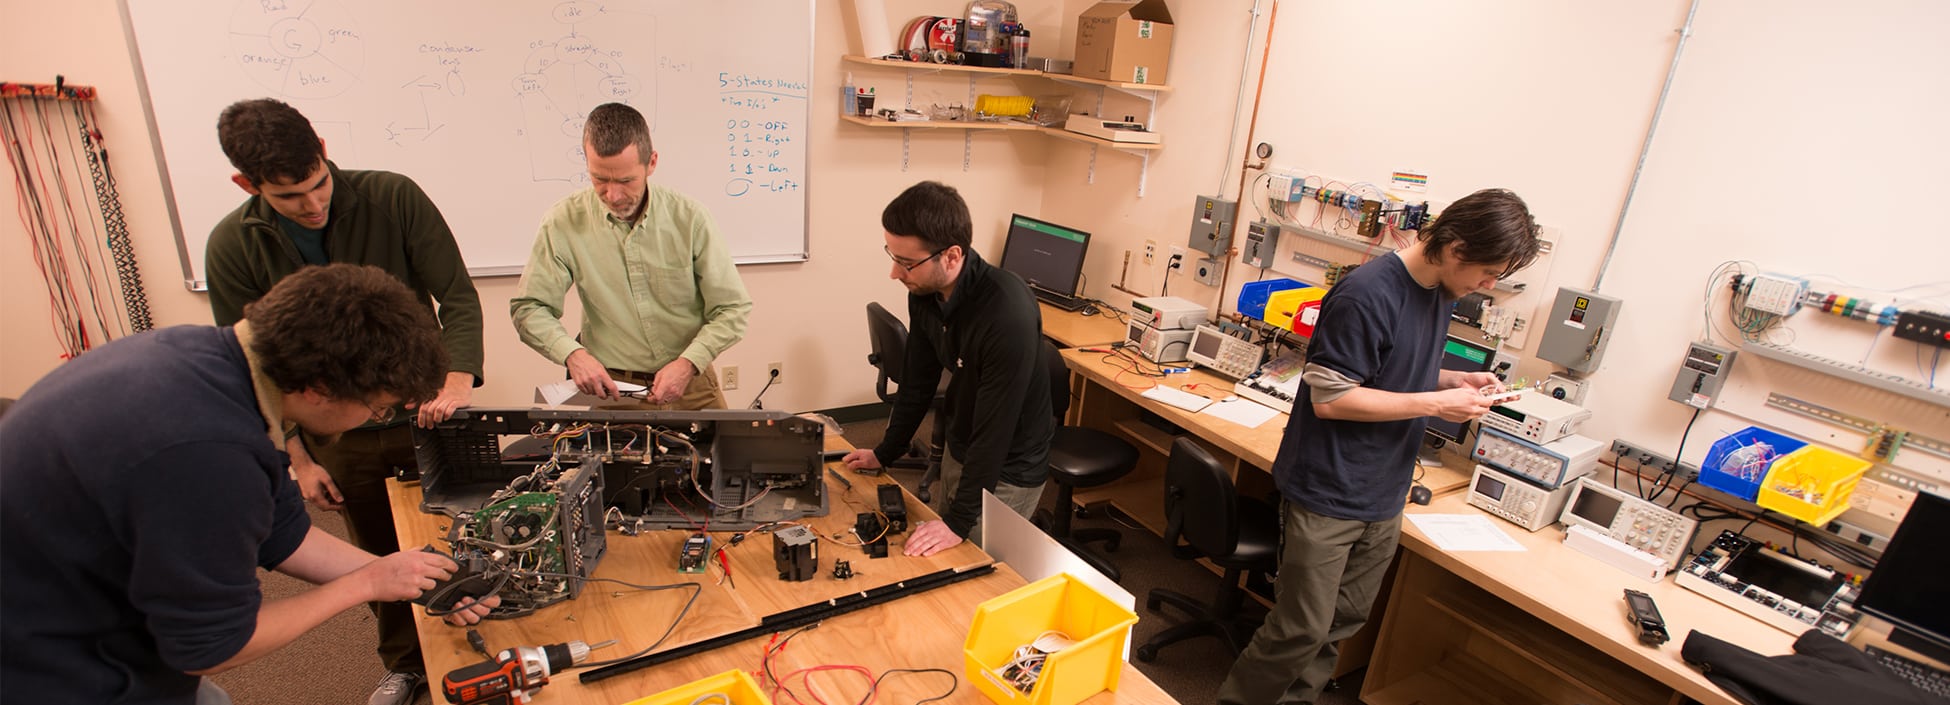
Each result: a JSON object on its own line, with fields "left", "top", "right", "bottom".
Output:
{"left": 1011, "top": 28, "right": 1031, "bottom": 70}
{"left": 842, "top": 72, "right": 858, "bottom": 116}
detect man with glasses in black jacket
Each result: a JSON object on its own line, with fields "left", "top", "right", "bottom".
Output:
{"left": 841, "top": 181, "right": 1055, "bottom": 557}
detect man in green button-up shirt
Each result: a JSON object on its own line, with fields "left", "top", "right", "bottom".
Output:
{"left": 512, "top": 103, "right": 752, "bottom": 409}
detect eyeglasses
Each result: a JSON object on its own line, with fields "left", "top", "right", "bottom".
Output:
{"left": 885, "top": 245, "right": 946, "bottom": 272}
{"left": 362, "top": 399, "right": 398, "bottom": 424}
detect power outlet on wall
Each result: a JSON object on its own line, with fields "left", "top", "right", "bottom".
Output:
{"left": 1609, "top": 439, "right": 1699, "bottom": 482}
{"left": 722, "top": 366, "right": 740, "bottom": 391}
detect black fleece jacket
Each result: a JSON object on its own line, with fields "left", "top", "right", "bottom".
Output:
{"left": 873, "top": 250, "right": 1053, "bottom": 538}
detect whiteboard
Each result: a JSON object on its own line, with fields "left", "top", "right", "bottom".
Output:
{"left": 121, "top": 0, "right": 812, "bottom": 287}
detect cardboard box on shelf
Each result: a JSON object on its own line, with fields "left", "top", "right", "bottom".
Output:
{"left": 1073, "top": 0, "right": 1175, "bottom": 85}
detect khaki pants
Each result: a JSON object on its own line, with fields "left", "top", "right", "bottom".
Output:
{"left": 1217, "top": 502, "right": 1401, "bottom": 705}
{"left": 603, "top": 364, "right": 728, "bottom": 410}
{"left": 934, "top": 450, "right": 1044, "bottom": 548}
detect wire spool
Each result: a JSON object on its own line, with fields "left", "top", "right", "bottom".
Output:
{"left": 975, "top": 94, "right": 1034, "bottom": 117}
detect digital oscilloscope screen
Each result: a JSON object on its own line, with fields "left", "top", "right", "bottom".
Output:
{"left": 1568, "top": 487, "right": 1622, "bottom": 527}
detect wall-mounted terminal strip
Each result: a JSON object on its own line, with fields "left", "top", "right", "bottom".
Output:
{"left": 1892, "top": 310, "right": 1950, "bottom": 349}
{"left": 1610, "top": 438, "right": 1700, "bottom": 483}
{"left": 1739, "top": 273, "right": 1808, "bottom": 317}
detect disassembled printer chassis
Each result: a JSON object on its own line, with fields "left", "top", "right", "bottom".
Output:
{"left": 414, "top": 408, "right": 829, "bottom": 616}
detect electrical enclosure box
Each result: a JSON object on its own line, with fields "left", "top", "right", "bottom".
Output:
{"left": 1193, "top": 257, "right": 1222, "bottom": 286}
{"left": 1242, "top": 220, "right": 1277, "bottom": 269}
{"left": 1540, "top": 373, "right": 1589, "bottom": 405}
{"left": 1668, "top": 341, "right": 1737, "bottom": 409}
{"left": 1536, "top": 288, "right": 1624, "bottom": 374}
{"left": 1188, "top": 195, "right": 1237, "bottom": 256}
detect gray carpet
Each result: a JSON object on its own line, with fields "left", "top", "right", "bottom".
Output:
{"left": 209, "top": 412, "right": 1367, "bottom": 704}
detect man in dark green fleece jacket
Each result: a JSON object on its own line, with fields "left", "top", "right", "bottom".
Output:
{"left": 204, "top": 97, "right": 483, "bottom": 705}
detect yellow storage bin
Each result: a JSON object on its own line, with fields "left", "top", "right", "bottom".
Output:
{"left": 1263, "top": 286, "right": 1326, "bottom": 333}
{"left": 964, "top": 573, "right": 1137, "bottom": 705}
{"left": 623, "top": 669, "right": 773, "bottom": 705}
{"left": 1756, "top": 446, "right": 1870, "bottom": 526}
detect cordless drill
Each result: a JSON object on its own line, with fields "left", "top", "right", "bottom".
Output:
{"left": 442, "top": 640, "right": 593, "bottom": 704}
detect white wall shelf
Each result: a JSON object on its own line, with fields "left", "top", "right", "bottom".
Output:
{"left": 839, "top": 55, "right": 1165, "bottom": 193}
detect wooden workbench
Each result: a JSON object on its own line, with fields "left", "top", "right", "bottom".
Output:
{"left": 388, "top": 447, "right": 1177, "bottom": 704}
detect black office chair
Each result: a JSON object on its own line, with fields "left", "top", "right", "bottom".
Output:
{"left": 865, "top": 302, "right": 949, "bottom": 501}
{"left": 1038, "top": 341, "right": 1139, "bottom": 582}
{"left": 1134, "top": 436, "right": 1282, "bottom": 662}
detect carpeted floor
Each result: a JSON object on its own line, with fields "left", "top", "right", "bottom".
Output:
{"left": 211, "top": 411, "right": 1368, "bottom": 704}
{"left": 208, "top": 506, "right": 390, "bottom": 703}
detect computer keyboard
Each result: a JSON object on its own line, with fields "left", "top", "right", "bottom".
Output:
{"left": 1866, "top": 645, "right": 1950, "bottom": 697}
{"left": 1034, "top": 289, "right": 1088, "bottom": 312}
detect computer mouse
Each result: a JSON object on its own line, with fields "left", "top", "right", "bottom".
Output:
{"left": 1409, "top": 484, "right": 1432, "bottom": 506}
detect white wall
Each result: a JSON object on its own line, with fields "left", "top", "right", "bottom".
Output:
{"left": 0, "top": 0, "right": 1053, "bottom": 415}
{"left": 6, "top": 0, "right": 1947, "bottom": 524}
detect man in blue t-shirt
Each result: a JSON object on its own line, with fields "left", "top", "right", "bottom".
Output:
{"left": 1218, "top": 189, "right": 1542, "bottom": 704}
{"left": 0, "top": 265, "right": 496, "bottom": 704}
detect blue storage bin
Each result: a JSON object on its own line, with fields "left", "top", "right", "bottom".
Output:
{"left": 1238, "top": 278, "right": 1303, "bottom": 320}
{"left": 1699, "top": 426, "right": 1807, "bottom": 502}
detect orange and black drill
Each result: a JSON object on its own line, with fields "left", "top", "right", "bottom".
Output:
{"left": 442, "top": 640, "right": 594, "bottom": 704}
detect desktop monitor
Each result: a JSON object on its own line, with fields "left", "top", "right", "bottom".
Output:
{"left": 1425, "top": 335, "right": 1497, "bottom": 447}
{"left": 998, "top": 214, "right": 1090, "bottom": 301}
{"left": 1854, "top": 490, "right": 1950, "bottom": 661}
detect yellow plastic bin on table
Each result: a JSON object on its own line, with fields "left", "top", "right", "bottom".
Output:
{"left": 624, "top": 669, "right": 773, "bottom": 705}
{"left": 965, "top": 573, "right": 1137, "bottom": 705}
{"left": 1756, "top": 445, "right": 1870, "bottom": 526}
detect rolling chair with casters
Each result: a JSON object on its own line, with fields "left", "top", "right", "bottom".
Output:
{"left": 865, "top": 302, "right": 950, "bottom": 501}
{"left": 1134, "top": 436, "right": 1282, "bottom": 662}
{"left": 1036, "top": 340, "right": 1139, "bottom": 582}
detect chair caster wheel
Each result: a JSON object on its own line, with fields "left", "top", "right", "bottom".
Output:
{"left": 1135, "top": 644, "right": 1159, "bottom": 662}
{"left": 1075, "top": 504, "right": 1096, "bottom": 519}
